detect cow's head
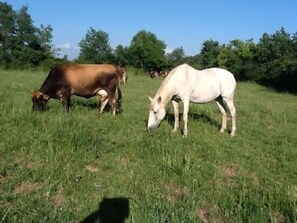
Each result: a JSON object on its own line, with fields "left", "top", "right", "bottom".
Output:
{"left": 31, "top": 90, "right": 50, "bottom": 111}
{"left": 117, "top": 67, "right": 128, "bottom": 85}
{"left": 147, "top": 96, "right": 166, "bottom": 132}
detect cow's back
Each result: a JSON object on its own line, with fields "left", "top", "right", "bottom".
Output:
{"left": 54, "top": 64, "right": 118, "bottom": 97}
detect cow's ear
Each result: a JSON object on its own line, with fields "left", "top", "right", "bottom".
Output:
{"left": 31, "top": 90, "right": 40, "bottom": 98}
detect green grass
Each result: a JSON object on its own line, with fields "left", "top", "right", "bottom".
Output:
{"left": 0, "top": 68, "right": 297, "bottom": 222}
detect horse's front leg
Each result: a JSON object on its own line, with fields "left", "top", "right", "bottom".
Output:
{"left": 183, "top": 100, "right": 190, "bottom": 137}
{"left": 172, "top": 100, "right": 179, "bottom": 133}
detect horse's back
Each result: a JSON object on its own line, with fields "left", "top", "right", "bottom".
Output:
{"left": 201, "top": 68, "right": 236, "bottom": 99}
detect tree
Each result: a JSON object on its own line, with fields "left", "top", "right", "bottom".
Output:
{"left": 167, "top": 47, "right": 185, "bottom": 67}
{"left": 13, "top": 5, "right": 38, "bottom": 67}
{"left": 256, "top": 28, "right": 297, "bottom": 91}
{"left": 0, "top": 2, "right": 15, "bottom": 67}
{"left": 218, "top": 39, "right": 256, "bottom": 80}
{"left": 199, "top": 40, "right": 220, "bottom": 68}
{"left": 128, "top": 30, "right": 167, "bottom": 71}
{"left": 77, "top": 27, "right": 112, "bottom": 63}
{"left": 113, "top": 44, "right": 129, "bottom": 66}
{"left": 0, "top": 4, "right": 55, "bottom": 68}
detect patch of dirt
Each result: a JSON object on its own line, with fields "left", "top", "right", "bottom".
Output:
{"left": 217, "top": 164, "right": 240, "bottom": 187}
{"left": 0, "top": 173, "right": 9, "bottom": 182}
{"left": 163, "top": 181, "right": 189, "bottom": 203}
{"left": 220, "top": 165, "right": 239, "bottom": 178}
{"left": 13, "top": 181, "right": 42, "bottom": 195}
{"left": 195, "top": 205, "right": 221, "bottom": 223}
{"left": 85, "top": 164, "right": 100, "bottom": 173}
{"left": 119, "top": 156, "right": 129, "bottom": 164}
{"left": 52, "top": 184, "right": 64, "bottom": 206}
{"left": 269, "top": 211, "right": 288, "bottom": 223}
{"left": 196, "top": 208, "right": 209, "bottom": 223}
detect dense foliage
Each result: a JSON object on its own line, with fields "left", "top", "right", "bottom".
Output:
{"left": 0, "top": 3, "right": 61, "bottom": 69}
{"left": 1, "top": 2, "right": 297, "bottom": 92}
{"left": 191, "top": 29, "right": 297, "bottom": 93}
{"left": 77, "top": 28, "right": 113, "bottom": 64}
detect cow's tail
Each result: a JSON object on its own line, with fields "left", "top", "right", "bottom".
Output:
{"left": 116, "top": 86, "right": 123, "bottom": 113}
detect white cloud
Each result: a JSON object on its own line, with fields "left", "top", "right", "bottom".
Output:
{"left": 165, "top": 48, "right": 173, "bottom": 54}
{"left": 57, "top": 43, "right": 71, "bottom": 49}
{"left": 54, "top": 43, "right": 80, "bottom": 60}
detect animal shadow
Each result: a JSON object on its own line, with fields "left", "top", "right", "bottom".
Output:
{"left": 73, "top": 99, "right": 122, "bottom": 113}
{"left": 80, "top": 197, "right": 129, "bottom": 223}
{"left": 165, "top": 112, "right": 220, "bottom": 128}
{"left": 72, "top": 99, "right": 99, "bottom": 110}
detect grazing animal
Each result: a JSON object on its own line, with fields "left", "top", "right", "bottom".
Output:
{"left": 159, "top": 70, "right": 168, "bottom": 77}
{"left": 147, "top": 64, "right": 236, "bottom": 137}
{"left": 31, "top": 64, "right": 122, "bottom": 115}
{"left": 117, "top": 67, "right": 128, "bottom": 85}
{"left": 149, "top": 70, "right": 159, "bottom": 78}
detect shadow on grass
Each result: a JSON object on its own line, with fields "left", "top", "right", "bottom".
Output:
{"left": 165, "top": 112, "right": 220, "bottom": 129}
{"left": 73, "top": 100, "right": 99, "bottom": 110}
{"left": 73, "top": 99, "right": 123, "bottom": 114}
{"left": 80, "top": 197, "right": 129, "bottom": 223}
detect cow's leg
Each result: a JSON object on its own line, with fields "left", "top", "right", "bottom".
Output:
{"left": 99, "top": 98, "right": 108, "bottom": 114}
{"left": 98, "top": 90, "right": 108, "bottom": 114}
{"left": 182, "top": 100, "right": 190, "bottom": 137}
{"left": 215, "top": 97, "right": 227, "bottom": 134}
{"left": 172, "top": 100, "right": 179, "bottom": 132}
{"left": 61, "top": 87, "right": 71, "bottom": 112}
{"left": 224, "top": 98, "right": 236, "bottom": 137}
{"left": 108, "top": 92, "right": 117, "bottom": 116}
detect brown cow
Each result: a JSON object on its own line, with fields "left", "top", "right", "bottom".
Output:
{"left": 149, "top": 70, "right": 158, "bottom": 78}
{"left": 31, "top": 64, "right": 122, "bottom": 115}
{"left": 159, "top": 70, "right": 168, "bottom": 77}
{"left": 117, "top": 67, "right": 128, "bottom": 85}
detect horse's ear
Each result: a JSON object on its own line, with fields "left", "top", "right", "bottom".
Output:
{"left": 148, "top": 96, "right": 153, "bottom": 102}
{"left": 157, "top": 96, "right": 162, "bottom": 103}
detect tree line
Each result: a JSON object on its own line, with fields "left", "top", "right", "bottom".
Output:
{"left": 1, "top": 2, "right": 296, "bottom": 92}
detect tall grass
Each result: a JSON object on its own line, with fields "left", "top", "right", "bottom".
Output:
{"left": 0, "top": 68, "right": 297, "bottom": 222}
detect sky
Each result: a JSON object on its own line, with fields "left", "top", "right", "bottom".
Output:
{"left": 6, "top": 0, "right": 297, "bottom": 60}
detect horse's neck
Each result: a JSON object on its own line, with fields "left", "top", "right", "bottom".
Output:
{"left": 156, "top": 80, "right": 177, "bottom": 105}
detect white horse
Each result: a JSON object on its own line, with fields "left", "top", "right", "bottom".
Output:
{"left": 147, "top": 64, "right": 236, "bottom": 137}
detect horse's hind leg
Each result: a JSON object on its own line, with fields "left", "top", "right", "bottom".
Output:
{"left": 215, "top": 97, "right": 228, "bottom": 134}
{"left": 182, "top": 100, "right": 190, "bottom": 137}
{"left": 224, "top": 98, "right": 236, "bottom": 137}
{"left": 172, "top": 100, "right": 179, "bottom": 133}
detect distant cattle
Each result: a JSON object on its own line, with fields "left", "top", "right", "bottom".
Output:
{"left": 31, "top": 64, "right": 122, "bottom": 115}
{"left": 149, "top": 70, "right": 168, "bottom": 78}
{"left": 117, "top": 67, "right": 128, "bottom": 85}
{"left": 159, "top": 70, "right": 168, "bottom": 77}
{"left": 149, "top": 70, "right": 158, "bottom": 78}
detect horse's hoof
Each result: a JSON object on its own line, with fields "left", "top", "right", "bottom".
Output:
{"left": 219, "top": 129, "right": 225, "bottom": 133}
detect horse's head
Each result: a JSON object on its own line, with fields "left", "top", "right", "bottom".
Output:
{"left": 147, "top": 96, "right": 166, "bottom": 132}
{"left": 31, "top": 90, "right": 49, "bottom": 111}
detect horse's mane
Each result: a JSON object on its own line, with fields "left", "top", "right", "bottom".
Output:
{"left": 155, "top": 67, "right": 178, "bottom": 96}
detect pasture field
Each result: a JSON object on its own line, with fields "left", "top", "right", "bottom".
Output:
{"left": 0, "top": 68, "right": 297, "bottom": 223}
